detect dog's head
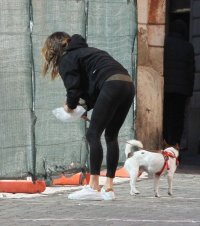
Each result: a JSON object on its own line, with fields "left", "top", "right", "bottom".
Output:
{"left": 125, "top": 139, "right": 143, "bottom": 158}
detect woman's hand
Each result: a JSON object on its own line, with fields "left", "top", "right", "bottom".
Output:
{"left": 64, "top": 104, "right": 74, "bottom": 113}
{"left": 81, "top": 115, "right": 91, "bottom": 122}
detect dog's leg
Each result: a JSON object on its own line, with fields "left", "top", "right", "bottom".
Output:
{"left": 153, "top": 174, "right": 161, "bottom": 197}
{"left": 167, "top": 174, "right": 173, "bottom": 196}
{"left": 124, "top": 158, "right": 140, "bottom": 195}
{"left": 167, "top": 160, "right": 177, "bottom": 196}
{"left": 167, "top": 169, "right": 176, "bottom": 196}
{"left": 129, "top": 167, "right": 140, "bottom": 195}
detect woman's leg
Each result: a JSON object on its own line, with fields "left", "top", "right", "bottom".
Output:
{"left": 86, "top": 81, "right": 134, "bottom": 190}
{"left": 86, "top": 83, "right": 120, "bottom": 189}
{"left": 104, "top": 84, "right": 134, "bottom": 189}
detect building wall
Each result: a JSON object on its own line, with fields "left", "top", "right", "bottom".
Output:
{"left": 136, "top": 0, "right": 166, "bottom": 149}
{"left": 188, "top": 0, "right": 200, "bottom": 155}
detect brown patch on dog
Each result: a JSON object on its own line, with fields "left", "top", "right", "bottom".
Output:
{"left": 128, "top": 152, "right": 134, "bottom": 158}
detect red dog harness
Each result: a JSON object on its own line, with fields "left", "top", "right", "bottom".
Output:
{"left": 156, "top": 150, "right": 179, "bottom": 176}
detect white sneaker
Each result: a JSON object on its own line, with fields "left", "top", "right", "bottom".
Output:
{"left": 68, "top": 185, "right": 103, "bottom": 201}
{"left": 101, "top": 187, "right": 116, "bottom": 201}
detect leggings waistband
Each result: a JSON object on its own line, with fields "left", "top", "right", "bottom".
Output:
{"left": 106, "top": 74, "right": 132, "bottom": 82}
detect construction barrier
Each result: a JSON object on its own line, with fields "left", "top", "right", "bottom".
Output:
{"left": 53, "top": 172, "right": 90, "bottom": 186}
{"left": 101, "top": 167, "right": 143, "bottom": 178}
{"left": 101, "top": 167, "right": 130, "bottom": 178}
{"left": 0, "top": 180, "right": 46, "bottom": 193}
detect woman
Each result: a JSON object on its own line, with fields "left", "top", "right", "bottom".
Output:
{"left": 42, "top": 32, "right": 135, "bottom": 200}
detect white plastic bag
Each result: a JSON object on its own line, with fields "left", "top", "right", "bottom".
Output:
{"left": 52, "top": 106, "right": 86, "bottom": 122}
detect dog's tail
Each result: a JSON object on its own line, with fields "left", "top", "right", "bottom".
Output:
{"left": 125, "top": 139, "right": 143, "bottom": 158}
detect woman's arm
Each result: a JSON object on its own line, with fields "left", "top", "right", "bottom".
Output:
{"left": 59, "top": 58, "right": 82, "bottom": 109}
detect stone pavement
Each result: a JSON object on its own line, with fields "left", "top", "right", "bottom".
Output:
{"left": 0, "top": 166, "right": 200, "bottom": 226}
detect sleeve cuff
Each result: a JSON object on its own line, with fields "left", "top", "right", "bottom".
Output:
{"left": 67, "top": 98, "right": 79, "bottom": 109}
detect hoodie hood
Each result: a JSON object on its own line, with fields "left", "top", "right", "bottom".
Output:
{"left": 170, "top": 19, "right": 188, "bottom": 40}
{"left": 67, "top": 34, "right": 88, "bottom": 51}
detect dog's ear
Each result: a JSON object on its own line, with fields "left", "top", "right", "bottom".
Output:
{"left": 163, "top": 139, "right": 170, "bottom": 149}
{"left": 173, "top": 143, "right": 180, "bottom": 151}
{"left": 128, "top": 152, "right": 133, "bottom": 158}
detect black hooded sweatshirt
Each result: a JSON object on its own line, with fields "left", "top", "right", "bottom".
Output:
{"left": 58, "top": 34, "right": 129, "bottom": 110}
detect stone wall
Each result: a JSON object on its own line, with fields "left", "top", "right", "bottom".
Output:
{"left": 136, "top": 0, "right": 166, "bottom": 149}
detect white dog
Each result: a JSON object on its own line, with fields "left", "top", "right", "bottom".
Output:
{"left": 124, "top": 140, "right": 179, "bottom": 197}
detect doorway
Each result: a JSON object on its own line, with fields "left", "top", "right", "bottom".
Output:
{"left": 163, "top": 0, "right": 191, "bottom": 150}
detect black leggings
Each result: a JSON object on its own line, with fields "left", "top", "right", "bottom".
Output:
{"left": 86, "top": 80, "right": 135, "bottom": 178}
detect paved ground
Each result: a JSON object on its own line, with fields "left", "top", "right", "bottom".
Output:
{"left": 0, "top": 166, "right": 200, "bottom": 226}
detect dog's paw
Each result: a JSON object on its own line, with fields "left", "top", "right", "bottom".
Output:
{"left": 134, "top": 190, "right": 140, "bottom": 194}
{"left": 130, "top": 190, "right": 140, "bottom": 195}
{"left": 155, "top": 193, "right": 161, "bottom": 198}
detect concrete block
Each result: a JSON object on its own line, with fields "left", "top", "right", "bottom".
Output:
{"left": 148, "top": 0, "right": 166, "bottom": 24}
{"left": 191, "top": 91, "right": 200, "bottom": 109}
{"left": 137, "top": 0, "right": 149, "bottom": 24}
{"left": 192, "top": 0, "right": 200, "bottom": 18}
{"left": 136, "top": 66, "right": 164, "bottom": 149}
{"left": 192, "top": 37, "right": 200, "bottom": 55}
{"left": 138, "top": 25, "right": 149, "bottom": 65}
{"left": 195, "top": 55, "right": 200, "bottom": 72}
{"left": 193, "top": 73, "right": 200, "bottom": 92}
{"left": 192, "top": 18, "right": 200, "bottom": 36}
{"left": 149, "top": 47, "right": 164, "bottom": 76}
{"left": 148, "top": 24, "right": 165, "bottom": 47}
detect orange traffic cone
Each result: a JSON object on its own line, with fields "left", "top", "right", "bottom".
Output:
{"left": 0, "top": 180, "right": 46, "bottom": 193}
{"left": 115, "top": 167, "right": 130, "bottom": 178}
{"left": 101, "top": 167, "right": 143, "bottom": 178}
{"left": 53, "top": 172, "right": 90, "bottom": 186}
{"left": 100, "top": 167, "right": 130, "bottom": 178}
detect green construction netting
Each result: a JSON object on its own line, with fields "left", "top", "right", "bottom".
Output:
{"left": 0, "top": 0, "right": 34, "bottom": 178}
{"left": 31, "top": 0, "right": 88, "bottom": 177}
{"left": 87, "top": 0, "right": 137, "bottom": 165}
{"left": 0, "top": 0, "right": 137, "bottom": 179}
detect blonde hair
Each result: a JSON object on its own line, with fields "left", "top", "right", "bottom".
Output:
{"left": 41, "top": 32, "right": 71, "bottom": 80}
